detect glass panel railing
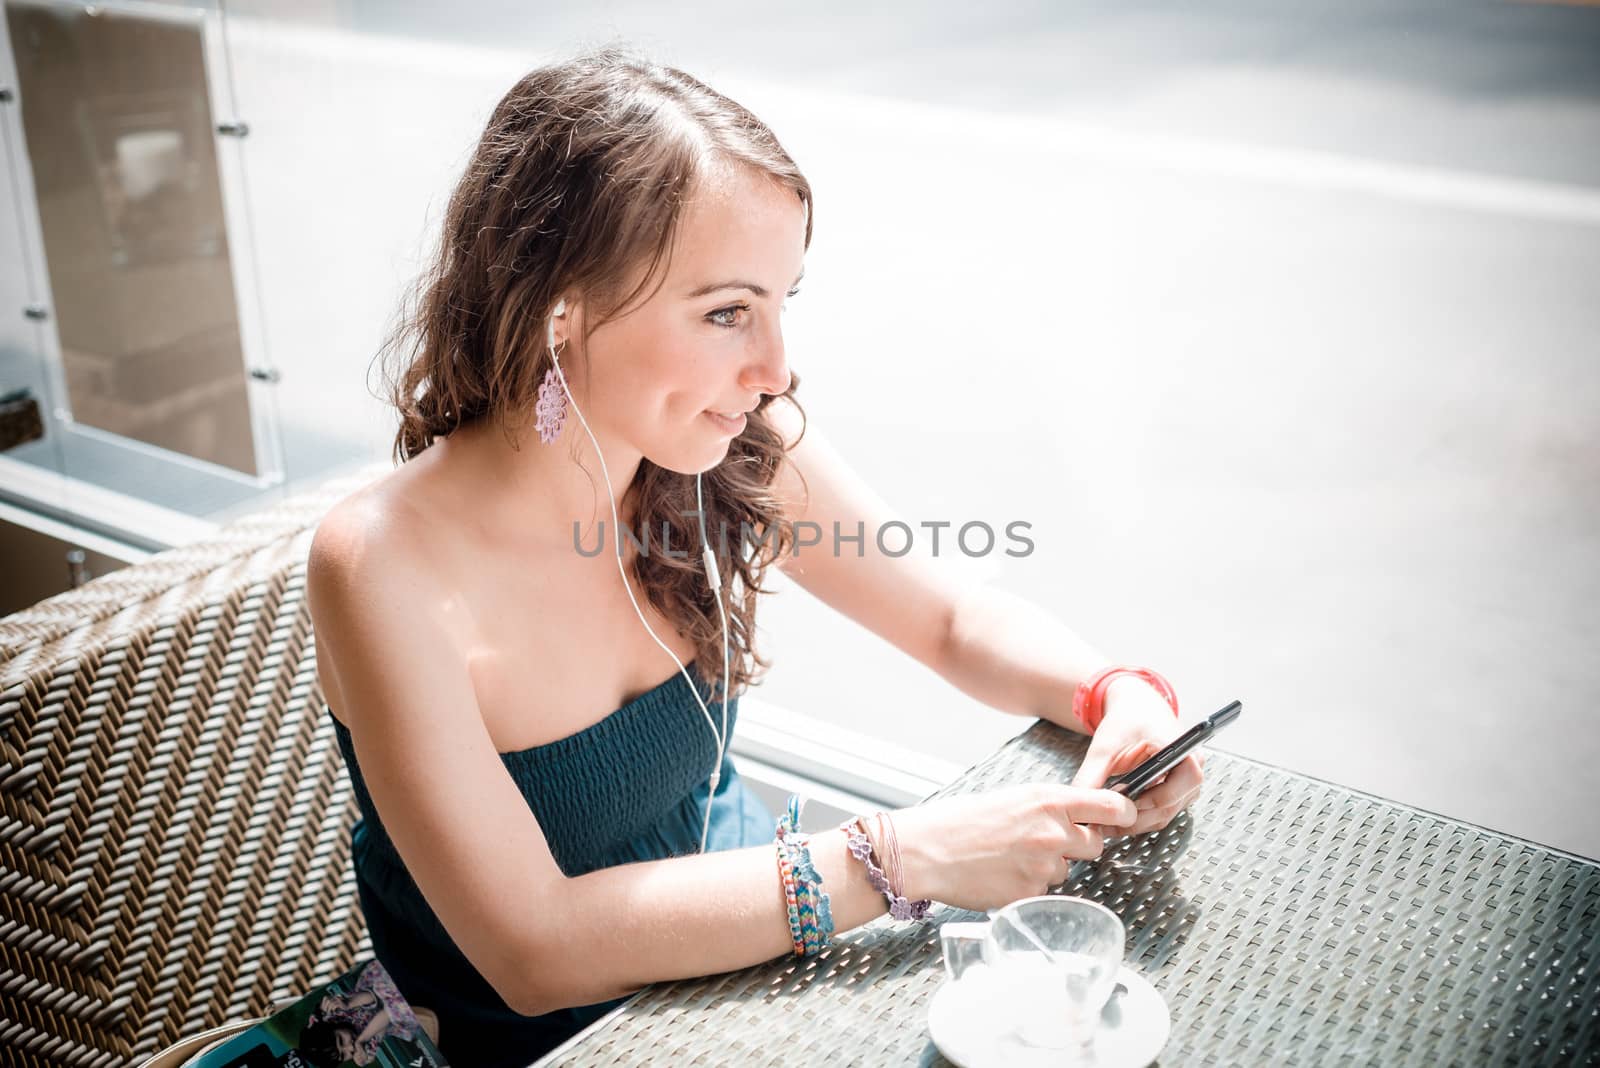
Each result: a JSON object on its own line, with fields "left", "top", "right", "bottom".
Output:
{"left": 0, "top": 0, "right": 284, "bottom": 534}
{"left": 7, "top": 0, "right": 259, "bottom": 472}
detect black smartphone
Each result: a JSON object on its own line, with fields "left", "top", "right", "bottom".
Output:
{"left": 1102, "top": 700, "right": 1242, "bottom": 800}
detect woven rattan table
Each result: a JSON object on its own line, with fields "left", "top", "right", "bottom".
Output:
{"left": 533, "top": 726, "right": 1600, "bottom": 1067}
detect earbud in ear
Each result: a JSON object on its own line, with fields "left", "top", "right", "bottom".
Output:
{"left": 548, "top": 299, "right": 565, "bottom": 352}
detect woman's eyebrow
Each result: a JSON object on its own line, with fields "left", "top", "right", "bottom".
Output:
{"left": 686, "top": 267, "right": 805, "bottom": 299}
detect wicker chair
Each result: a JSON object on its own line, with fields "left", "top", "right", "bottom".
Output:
{"left": 0, "top": 465, "right": 423, "bottom": 1067}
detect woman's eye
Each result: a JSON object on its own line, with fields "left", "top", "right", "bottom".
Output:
{"left": 708, "top": 303, "right": 750, "bottom": 328}
{"left": 709, "top": 288, "right": 801, "bottom": 327}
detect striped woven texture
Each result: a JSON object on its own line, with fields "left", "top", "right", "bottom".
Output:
{"left": 0, "top": 468, "right": 385, "bottom": 1067}
{"left": 537, "top": 726, "right": 1600, "bottom": 1066}
{"left": 0, "top": 468, "right": 385, "bottom": 669}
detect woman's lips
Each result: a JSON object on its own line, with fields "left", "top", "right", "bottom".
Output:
{"left": 705, "top": 409, "right": 747, "bottom": 435}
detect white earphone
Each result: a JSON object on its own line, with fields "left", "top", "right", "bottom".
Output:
{"left": 545, "top": 300, "right": 732, "bottom": 854}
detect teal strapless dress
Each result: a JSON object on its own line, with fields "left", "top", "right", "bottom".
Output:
{"left": 327, "top": 660, "right": 773, "bottom": 1068}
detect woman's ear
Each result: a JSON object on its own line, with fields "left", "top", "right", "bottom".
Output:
{"left": 548, "top": 294, "right": 581, "bottom": 349}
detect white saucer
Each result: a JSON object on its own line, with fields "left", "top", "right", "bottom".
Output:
{"left": 926, "top": 963, "right": 1171, "bottom": 1068}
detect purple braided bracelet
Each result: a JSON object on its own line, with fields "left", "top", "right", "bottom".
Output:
{"left": 839, "top": 817, "right": 932, "bottom": 922}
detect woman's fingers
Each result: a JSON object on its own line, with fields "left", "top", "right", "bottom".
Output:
{"left": 1134, "top": 781, "right": 1205, "bottom": 834}
{"left": 1061, "top": 820, "right": 1108, "bottom": 860}
{"left": 1132, "top": 754, "right": 1203, "bottom": 812}
{"left": 1097, "top": 755, "right": 1205, "bottom": 836}
{"left": 1074, "top": 788, "right": 1140, "bottom": 829}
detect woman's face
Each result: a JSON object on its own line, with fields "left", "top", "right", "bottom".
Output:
{"left": 334, "top": 1028, "right": 357, "bottom": 1061}
{"left": 562, "top": 163, "right": 806, "bottom": 475}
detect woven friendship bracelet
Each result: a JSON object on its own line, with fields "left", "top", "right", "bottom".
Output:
{"left": 841, "top": 816, "right": 932, "bottom": 921}
{"left": 789, "top": 835, "right": 835, "bottom": 951}
{"left": 775, "top": 795, "right": 834, "bottom": 956}
{"left": 776, "top": 797, "right": 809, "bottom": 953}
{"left": 774, "top": 841, "right": 805, "bottom": 956}
{"left": 796, "top": 870, "right": 820, "bottom": 955}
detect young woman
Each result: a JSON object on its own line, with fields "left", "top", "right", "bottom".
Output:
{"left": 301, "top": 960, "right": 423, "bottom": 1066}
{"left": 307, "top": 45, "right": 1204, "bottom": 1068}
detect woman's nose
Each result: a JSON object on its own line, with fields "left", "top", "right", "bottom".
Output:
{"left": 740, "top": 326, "right": 791, "bottom": 396}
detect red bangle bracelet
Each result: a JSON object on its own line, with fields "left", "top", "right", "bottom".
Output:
{"left": 1073, "top": 665, "right": 1179, "bottom": 733}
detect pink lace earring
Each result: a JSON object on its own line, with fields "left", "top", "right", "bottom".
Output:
{"left": 534, "top": 299, "right": 569, "bottom": 444}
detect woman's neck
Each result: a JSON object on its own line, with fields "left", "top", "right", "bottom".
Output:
{"left": 431, "top": 415, "right": 645, "bottom": 550}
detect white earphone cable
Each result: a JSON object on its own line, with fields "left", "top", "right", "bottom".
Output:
{"left": 695, "top": 474, "right": 734, "bottom": 849}
{"left": 546, "top": 312, "right": 731, "bottom": 854}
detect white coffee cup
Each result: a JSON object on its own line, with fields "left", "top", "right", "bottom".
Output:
{"left": 939, "top": 895, "right": 1126, "bottom": 1054}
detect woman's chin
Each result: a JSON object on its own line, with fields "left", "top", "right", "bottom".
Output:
{"left": 681, "top": 451, "right": 733, "bottom": 476}
{"left": 648, "top": 436, "right": 734, "bottom": 476}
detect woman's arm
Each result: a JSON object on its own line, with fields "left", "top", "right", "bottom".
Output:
{"left": 763, "top": 399, "right": 1162, "bottom": 730}
{"left": 937, "top": 583, "right": 1165, "bottom": 733}
{"left": 537, "top": 829, "right": 889, "bottom": 1013}
{"left": 308, "top": 501, "right": 894, "bottom": 1019}
{"left": 342, "top": 989, "right": 380, "bottom": 1012}
{"left": 354, "top": 1007, "right": 392, "bottom": 1049}
{"left": 761, "top": 405, "right": 1200, "bottom": 833}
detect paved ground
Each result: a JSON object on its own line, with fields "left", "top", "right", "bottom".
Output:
{"left": 105, "top": 2, "right": 1600, "bottom": 856}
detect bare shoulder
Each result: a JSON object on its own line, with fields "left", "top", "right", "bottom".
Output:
{"left": 305, "top": 470, "right": 462, "bottom": 724}
{"left": 308, "top": 468, "right": 440, "bottom": 597}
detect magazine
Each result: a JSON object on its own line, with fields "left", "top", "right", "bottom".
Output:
{"left": 186, "top": 958, "right": 449, "bottom": 1068}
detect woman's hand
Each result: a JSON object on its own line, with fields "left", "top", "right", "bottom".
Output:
{"left": 352, "top": 1007, "right": 392, "bottom": 1065}
{"left": 890, "top": 782, "right": 1138, "bottom": 913}
{"left": 1071, "top": 681, "right": 1205, "bottom": 837}
{"left": 319, "top": 989, "right": 377, "bottom": 1016}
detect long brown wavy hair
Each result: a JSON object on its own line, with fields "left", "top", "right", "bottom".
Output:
{"left": 376, "top": 45, "right": 811, "bottom": 698}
